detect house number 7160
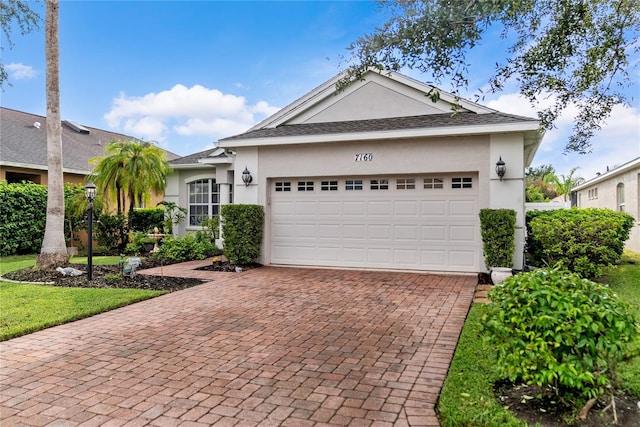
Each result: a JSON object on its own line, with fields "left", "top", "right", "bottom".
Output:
{"left": 355, "top": 153, "right": 373, "bottom": 162}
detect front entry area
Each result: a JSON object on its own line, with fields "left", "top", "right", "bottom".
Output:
{"left": 269, "top": 173, "right": 480, "bottom": 272}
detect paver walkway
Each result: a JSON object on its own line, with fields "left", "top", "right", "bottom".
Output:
{"left": 0, "top": 262, "right": 476, "bottom": 426}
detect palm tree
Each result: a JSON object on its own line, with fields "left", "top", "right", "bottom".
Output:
{"left": 544, "top": 167, "right": 586, "bottom": 202}
{"left": 37, "top": 0, "right": 68, "bottom": 269}
{"left": 90, "top": 140, "right": 171, "bottom": 216}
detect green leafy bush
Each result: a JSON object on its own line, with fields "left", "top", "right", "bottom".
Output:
{"left": 154, "top": 232, "right": 218, "bottom": 262}
{"left": 125, "top": 231, "right": 155, "bottom": 255}
{"left": 95, "top": 213, "right": 129, "bottom": 253}
{"left": 484, "top": 268, "right": 639, "bottom": 404}
{"left": 128, "top": 207, "right": 164, "bottom": 232}
{"left": 0, "top": 181, "right": 47, "bottom": 255}
{"left": 221, "top": 204, "right": 264, "bottom": 265}
{"left": 527, "top": 208, "right": 634, "bottom": 278}
{"left": 479, "top": 208, "right": 516, "bottom": 268}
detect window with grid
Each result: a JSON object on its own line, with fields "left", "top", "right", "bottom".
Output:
{"left": 396, "top": 178, "right": 416, "bottom": 189}
{"left": 321, "top": 180, "right": 338, "bottom": 191}
{"left": 424, "top": 178, "right": 444, "bottom": 189}
{"left": 452, "top": 177, "right": 472, "bottom": 189}
{"left": 188, "top": 179, "right": 219, "bottom": 226}
{"left": 370, "top": 179, "right": 389, "bottom": 190}
{"left": 275, "top": 182, "right": 291, "bottom": 192}
{"left": 617, "top": 183, "right": 625, "bottom": 211}
{"left": 345, "top": 179, "right": 363, "bottom": 190}
{"left": 298, "top": 181, "right": 314, "bottom": 191}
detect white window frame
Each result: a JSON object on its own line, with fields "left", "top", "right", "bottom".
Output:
{"left": 187, "top": 178, "right": 219, "bottom": 227}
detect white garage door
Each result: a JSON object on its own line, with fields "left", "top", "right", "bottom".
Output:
{"left": 270, "top": 174, "right": 480, "bottom": 272}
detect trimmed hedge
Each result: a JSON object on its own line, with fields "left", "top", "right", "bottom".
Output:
{"left": 526, "top": 208, "right": 634, "bottom": 278}
{"left": 221, "top": 204, "right": 264, "bottom": 265}
{"left": 0, "top": 182, "right": 47, "bottom": 255}
{"left": 479, "top": 208, "right": 517, "bottom": 269}
{"left": 129, "top": 207, "right": 164, "bottom": 232}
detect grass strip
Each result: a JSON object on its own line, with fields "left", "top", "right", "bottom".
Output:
{"left": 0, "top": 254, "right": 164, "bottom": 341}
{"left": 0, "top": 283, "right": 165, "bottom": 341}
{"left": 437, "top": 304, "right": 526, "bottom": 427}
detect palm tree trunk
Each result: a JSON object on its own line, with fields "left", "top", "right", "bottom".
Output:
{"left": 37, "top": 0, "right": 68, "bottom": 269}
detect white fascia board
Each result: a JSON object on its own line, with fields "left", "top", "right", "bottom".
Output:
{"left": 197, "top": 157, "right": 233, "bottom": 165}
{"left": 573, "top": 156, "right": 640, "bottom": 191}
{"left": 170, "top": 163, "right": 220, "bottom": 170}
{"left": 219, "top": 121, "right": 541, "bottom": 149}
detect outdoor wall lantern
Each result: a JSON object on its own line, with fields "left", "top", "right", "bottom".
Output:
{"left": 495, "top": 156, "right": 506, "bottom": 181}
{"left": 242, "top": 167, "right": 253, "bottom": 187}
{"left": 85, "top": 181, "right": 97, "bottom": 281}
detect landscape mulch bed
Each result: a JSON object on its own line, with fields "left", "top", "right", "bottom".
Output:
{"left": 3, "top": 260, "right": 204, "bottom": 293}
{"left": 496, "top": 381, "right": 639, "bottom": 426}
{"left": 2, "top": 259, "right": 263, "bottom": 292}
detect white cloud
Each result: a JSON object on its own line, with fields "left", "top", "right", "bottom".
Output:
{"left": 6, "top": 63, "right": 37, "bottom": 80}
{"left": 104, "top": 84, "right": 280, "bottom": 143}
{"left": 486, "top": 92, "right": 640, "bottom": 180}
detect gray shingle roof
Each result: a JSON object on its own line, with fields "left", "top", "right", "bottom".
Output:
{"left": 0, "top": 107, "right": 179, "bottom": 174}
{"left": 169, "top": 147, "right": 222, "bottom": 165}
{"left": 220, "top": 111, "right": 538, "bottom": 142}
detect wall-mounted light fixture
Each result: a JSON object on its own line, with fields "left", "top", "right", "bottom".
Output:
{"left": 84, "top": 181, "right": 97, "bottom": 281}
{"left": 242, "top": 167, "right": 253, "bottom": 187}
{"left": 495, "top": 156, "right": 506, "bottom": 181}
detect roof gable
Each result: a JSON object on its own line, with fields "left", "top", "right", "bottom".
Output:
{"left": 249, "top": 69, "right": 496, "bottom": 131}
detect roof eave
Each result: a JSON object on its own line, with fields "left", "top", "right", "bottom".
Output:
{"left": 573, "top": 157, "right": 640, "bottom": 191}
{"left": 219, "top": 122, "right": 541, "bottom": 148}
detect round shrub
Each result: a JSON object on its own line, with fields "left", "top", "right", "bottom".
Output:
{"left": 526, "top": 208, "right": 634, "bottom": 278}
{"left": 484, "top": 268, "right": 639, "bottom": 404}
{"left": 154, "top": 232, "right": 218, "bottom": 262}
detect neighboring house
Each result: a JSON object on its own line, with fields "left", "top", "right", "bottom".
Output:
{"left": 0, "top": 107, "right": 179, "bottom": 205}
{"left": 573, "top": 157, "right": 640, "bottom": 252}
{"left": 166, "top": 70, "right": 543, "bottom": 273}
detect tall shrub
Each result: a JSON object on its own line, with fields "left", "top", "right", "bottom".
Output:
{"left": 95, "top": 213, "right": 128, "bottom": 253}
{"left": 479, "top": 208, "right": 516, "bottom": 268}
{"left": 221, "top": 204, "right": 264, "bottom": 265}
{"left": 527, "top": 208, "right": 634, "bottom": 278}
{"left": 0, "top": 182, "right": 47, "bottom": 255}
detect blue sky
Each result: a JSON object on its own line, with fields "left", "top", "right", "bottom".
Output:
{"left": 3, "top": 0, "right": 639, "bottom": 181}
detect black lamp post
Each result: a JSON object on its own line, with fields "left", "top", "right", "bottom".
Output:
{"left": 85, "top": 182, "right": 96, "bottom": 280}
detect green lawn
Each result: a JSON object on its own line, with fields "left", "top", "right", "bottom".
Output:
{"left": 0, "top": 254, "right": 165, "bottom": 341}
{"left": 437, "top": 251, "right": 640, "bottom": 426}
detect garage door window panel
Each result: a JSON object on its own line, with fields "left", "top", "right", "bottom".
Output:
{"left": 346, "top": 180, "right": 363, "bottom": 190}
{"left": 321, "top": 180, "right": 338, "bottom": 191}
{"left": 452, "top": 177, "right": 473, "bottom": 189}
{"left": 298, "top": 181, "right": 314, "bottom": 191}
{"left": 275, "top": 182, "right": 291, "bottom": 192}
{"left": 370, "top": 179, "right": 389, "bottom": 190}
{"left": 397, "top": 178, "right": 416, "bottom": 189}
{"left": 424, "top": 178, "right": 444, "bottom": 189}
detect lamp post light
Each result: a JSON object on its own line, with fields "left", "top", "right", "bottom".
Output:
{"left": 85, "top": 182, "right": 96, "bottom": 281}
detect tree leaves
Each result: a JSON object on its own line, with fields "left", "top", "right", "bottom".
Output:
{"left": 343, "top": 0, "right": 639, "bottom": 153}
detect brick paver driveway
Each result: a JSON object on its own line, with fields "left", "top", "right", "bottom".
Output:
{"left": 1, "top": 262, "right": 476, "bottom": 426}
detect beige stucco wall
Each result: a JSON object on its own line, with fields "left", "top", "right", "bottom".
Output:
{"left": 164, "top": 165, "right": 233, "bottom": 237}
{"left": 232, "top": 132, "right": 527, "bottom": 270}
{"left": 576, "top": 168, "right": 640, "bottom": 252}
